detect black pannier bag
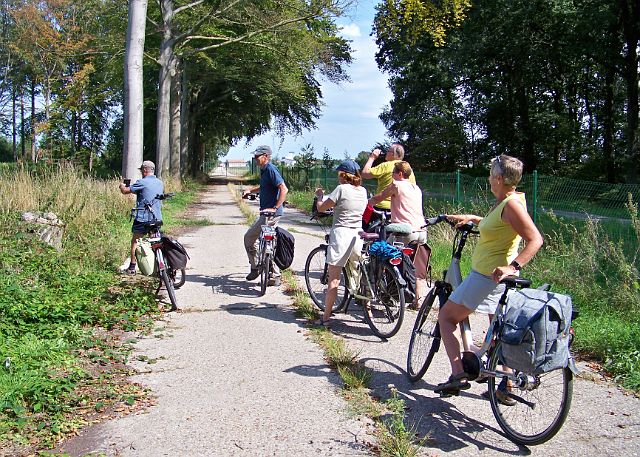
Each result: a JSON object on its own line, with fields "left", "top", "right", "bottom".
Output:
{"left": 400, "top": 252, "right": 417, "bottom": 302}
{"left": 274, "top": 227, "right": 295, "bottom": 270}
{"left": 161, "top": 236, "right": 190, "bottom": 269}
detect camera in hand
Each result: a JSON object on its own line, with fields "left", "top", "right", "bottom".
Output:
{"left": 123, "top": 178, "right": 131, "bottom": 187}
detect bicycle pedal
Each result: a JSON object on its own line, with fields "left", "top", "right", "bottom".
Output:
{"left": 438, "top": 389, "right": 460, "bottom": 398}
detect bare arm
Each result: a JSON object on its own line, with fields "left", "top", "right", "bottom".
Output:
{"left": 273, "top": 182, "right": 288, "bottom": 210}
{"left": 368, "top": 182, "right": 397, "bottom": 207}
{"left": 446, "top": 214, "right": 483, "bottom": 226}
{"left": 316, "top": 197, "right": 335, "bottom": 213}
{"left": 492, "top": 199, "right": 544, "bottom": 282}
{"left": 119, "top": 183, "right": 132, "bottom": 195}
{"left": 242, "top": 185, "right": 260, "bottom": 197}
{"left": 361, "top": 148, "right": 381, "bottom": 179}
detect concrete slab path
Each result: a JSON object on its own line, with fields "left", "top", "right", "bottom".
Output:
{"left": 60, "top": 183, "right": 639, "bottom": 457}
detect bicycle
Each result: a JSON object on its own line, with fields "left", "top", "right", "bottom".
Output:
{"left": 304, "top": 204, "right": 409, "bottom": 339}
{"left": 133, "top": 193, "right": 184, "bottom": 311}
{"left": 242, "top": 192, "right": 280, "bottom": 296}
{"left": 406, "top": 214, "right": 576, "bottom": 445}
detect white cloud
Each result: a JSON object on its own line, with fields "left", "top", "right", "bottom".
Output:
{"left": 339, "top": 23, "right": 362, "bottom": 38}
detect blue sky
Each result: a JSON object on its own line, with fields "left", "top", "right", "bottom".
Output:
{"left": 227, "top": 1, "right": 392, "bottom": 161}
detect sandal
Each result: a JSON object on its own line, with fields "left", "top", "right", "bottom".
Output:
{"left": 481, "top": 379, "right": 517, "bottom": 406}
{"left": 312, "top": 318, "right": 331, "bottom": 328}
{"left": 434, "top": 372, "right": 471, "bottom": 394}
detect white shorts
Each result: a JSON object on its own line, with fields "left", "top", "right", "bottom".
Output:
{"left": 327, "top": 227, "right": 363, "bottom": 267}
{"left": 448, "top": 269, "right": 506, "bottom": 314}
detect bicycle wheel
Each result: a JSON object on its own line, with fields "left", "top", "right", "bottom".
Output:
{"left": 487, "top": 342, "right": 573, "bottom": 446}
{"left": 406, "top": 289, "right": 443, "bottom": 382}
{"left": 364, "top": 263, "right": 405, "bottom": 339}
{"left": 170, "top": 268, "right": 186, "bottom": 289}
{"left": 304, "top": 246, "right": 348, "bottom": 313}
{"left": 159, "top": 268, "right": 178, "bottom": 311}
{"left": 259, "top": 254, "right": 271, "bottom": 297}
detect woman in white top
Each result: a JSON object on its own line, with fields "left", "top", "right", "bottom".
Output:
{"left": 369, "top": 161, "right": 428, "bottom": 307}
{"left": 314, "top": 160, "right": 368, "bottom": 326}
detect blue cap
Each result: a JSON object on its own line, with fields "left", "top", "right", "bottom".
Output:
{"left": 335, "top": 160, "right": 360, "bottom": 175}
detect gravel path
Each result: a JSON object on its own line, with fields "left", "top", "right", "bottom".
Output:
{"left": 60, "top": 184, "right": 639, "bottom": 456}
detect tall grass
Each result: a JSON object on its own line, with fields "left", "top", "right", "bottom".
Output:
{"left": 0, "top": 165, "right": 193, "bottom": 453}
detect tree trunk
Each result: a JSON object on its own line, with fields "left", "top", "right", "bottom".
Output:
{"left": 621, "top": 0, "right": 639, "bottom": 182}
{"left": 179, "top": 62, "right": 190, "bottom": 178}
{"left": 122, "top": 0, "right": 148, "bottom": 180}
{"left": 155, "top": 0, "right": 175, "bottom": 178}
{"left": 20, "top": 92, "right": 25, "bottom": 160}
{"left": 602, "top": 59, "right": 615, "bottom": 183}
{"left": 31, "top": 78, "right": 36, "bottom": 162}
{"left": 170, "top": 56, "right": 181, "bottom": 179}
{"left": 12, "top": 84, "right": 17, "bottom": 162}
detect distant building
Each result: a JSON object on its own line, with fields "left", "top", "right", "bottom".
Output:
{"left": 226, "top": 159, "right": 249, "bottom": 168}
{"left": 282, "top": 153, "right": 296, "bottom": 167}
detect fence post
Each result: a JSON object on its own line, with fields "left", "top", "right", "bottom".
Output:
{"left": 532, "top": 170, "right": 538, "bottom": 223}
{"left": 455, "top": 169, "right": 461, "bottom": 204}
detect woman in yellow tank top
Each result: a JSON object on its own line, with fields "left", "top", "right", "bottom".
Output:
{"left": 434, "top": 154, "right": 544, "bottom": 398}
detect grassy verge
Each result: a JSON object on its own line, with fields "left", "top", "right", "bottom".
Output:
{"left": 0, "top": 166, "right": 202, "bottom": 454}
{"left": 280, "top": 270, "right": 424, "bottom": 456}
{"left": 285, "top": 189, "right": 640, "bottom": 391}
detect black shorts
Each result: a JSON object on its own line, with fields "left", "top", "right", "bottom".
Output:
{"left": 132, "top": 220, "right": 147, "bottom": 234}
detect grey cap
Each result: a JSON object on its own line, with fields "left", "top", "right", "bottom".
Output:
{"left": 139, "top": 160, "right": 155, "bottom": 171}
{"left": 252, "top": 145, "right": 272, "bottom": 157}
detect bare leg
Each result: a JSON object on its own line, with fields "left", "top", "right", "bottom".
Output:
{"left": 322, "top": 264, "right": 342, "bottom": 322}
{"left": 130, "top": 233, "right": 143, "bottom": 267}
{"left": 438, "top": 299, "right": 473, "bottom": 376}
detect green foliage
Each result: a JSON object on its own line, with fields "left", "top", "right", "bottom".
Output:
{"left": 0, "top": 166, "right": 197, "bottom": 448}
{"left": 376, "top": 390, "right": 423, "bottom": 457}
{"left": 373, "top": 0, "right": 639, "bottom": 181}
{"left": 374, "top": 0, "right": 472, "bottom": 47}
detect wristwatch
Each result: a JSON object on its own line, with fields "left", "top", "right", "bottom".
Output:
{"left": 510, "top": 260, "right": 522, "bottom": 271}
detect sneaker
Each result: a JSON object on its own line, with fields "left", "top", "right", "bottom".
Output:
{"left": 121, "top": 264, "right": 136, "bottom": 275}
{"left": 267, "top": 277, "right": 281, "bottom": 287}
{"left": 246, "top": 269, "right": 259, "bottom": 281}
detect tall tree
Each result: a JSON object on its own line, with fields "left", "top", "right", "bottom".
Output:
{"left": 122, "top": 0, "right": 148, "bottom": 179}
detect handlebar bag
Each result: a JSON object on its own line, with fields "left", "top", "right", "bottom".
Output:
{"left": 274, "top": 227, "right": 295, "bottom": 270}
{"left": 499, "top": 288, "right": 573, "bottom": 374}
{"left": 135, "top": 239, "right": 156, "bottom": 276}
{"left": 161, "top": 236, "right": 190, "bottom": 270}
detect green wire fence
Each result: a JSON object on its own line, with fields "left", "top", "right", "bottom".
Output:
{"left": 276, "top": 166, "right": 639, "bottom": 257}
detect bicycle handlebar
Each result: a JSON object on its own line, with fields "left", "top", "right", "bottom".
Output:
{"left": 423, "top": 214, "right": 479, "bottom": 234}
{"left": 155, "top": 193, "right": 175, "bottom": 200}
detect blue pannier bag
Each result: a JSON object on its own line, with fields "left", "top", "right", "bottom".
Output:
{"left": 499, "top": 288, "right": 574, "bottom": 375}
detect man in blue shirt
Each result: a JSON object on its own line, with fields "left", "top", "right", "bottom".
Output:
{"left": 242, "top": 146, "right": 288, "bottom": 286}
{"left": 119, "top": 160, "right": 164, "bottom": 274}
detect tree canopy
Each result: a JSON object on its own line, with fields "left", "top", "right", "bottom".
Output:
{"left": 373, "top": 0, "right": 640, "bottom": 182}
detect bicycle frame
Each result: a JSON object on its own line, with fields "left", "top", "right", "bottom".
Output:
{"left": 257, "top": 223, "right": 277, "bottom": 267}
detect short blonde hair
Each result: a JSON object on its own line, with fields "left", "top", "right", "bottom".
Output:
{"left": 393, "top": 161, "right": 413, "bottom": 179}
{"left": 491, "top": 154, "right": 523, "bottom": 187}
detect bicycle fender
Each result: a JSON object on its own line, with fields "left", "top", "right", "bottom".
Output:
{"left": 392, "top": 265, "right": 407, "bottom": 288}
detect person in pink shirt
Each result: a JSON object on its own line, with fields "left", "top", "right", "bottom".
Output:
{"left": 368, "top": 161, "right": 429, "bottom": 308}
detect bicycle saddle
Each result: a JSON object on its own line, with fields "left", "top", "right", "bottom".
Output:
{"left": 386, "top": 223, "right": 412, "bottom": 234}
{"left": 144, "top": 221, "right": 163, "bottom": 231}
{"left": 358, "top": 231, "right": 379, "bottom": 241}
